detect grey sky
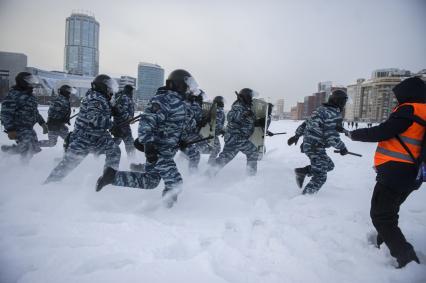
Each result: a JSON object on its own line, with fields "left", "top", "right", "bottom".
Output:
{"left": 1, "top": 0, "right": 425, "bottom": 109}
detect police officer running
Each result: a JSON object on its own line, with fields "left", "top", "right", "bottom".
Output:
{"left": 95, "top": 69, "right": 199, "bottom": 208}
{"left": 1, "top": 72, "right": 48, "bottom": 161}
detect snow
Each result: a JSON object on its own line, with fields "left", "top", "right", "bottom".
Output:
{"left": 0, "top": 108, "right": 425, "bottom": 283}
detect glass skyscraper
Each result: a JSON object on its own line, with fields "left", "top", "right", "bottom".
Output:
{"left": 64, "top": 12, "right": 99, "bottom": 76}
{"left": 137, "top": 63, "right": 164, "bottom": 108}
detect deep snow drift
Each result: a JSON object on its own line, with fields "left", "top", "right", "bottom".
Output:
{"left": 0, "top": 107, "right": 425, "bottom": 283}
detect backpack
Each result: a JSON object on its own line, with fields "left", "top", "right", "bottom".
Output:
{"left": 396, "top": 114, "right": 426, "bottom": 182}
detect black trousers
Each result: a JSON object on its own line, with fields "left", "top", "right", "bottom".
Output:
{"left": 370, "top": 182, "right": 418, "bottom": 259}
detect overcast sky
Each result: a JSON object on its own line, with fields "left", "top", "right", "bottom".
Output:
{"left": 1, "top": 0, "right": 425, "bottom": 109}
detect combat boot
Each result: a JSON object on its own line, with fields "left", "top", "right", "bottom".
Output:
{"left": 246, "top": 160, "right": 257, "bottom": 176}
{"left": 162, "top": 188, "right": 179, "bottom": 208}
{"left": 96, "top": 167, "right": 117, "bottom": 192}
{"left": 1, "top": 144, "right": 17, "bottom": 153}
{"left": 396, "top": 247, "right": 420, "bottom": 268}
{"left": 295, "top": 165, "right": 311, "bottom": 188}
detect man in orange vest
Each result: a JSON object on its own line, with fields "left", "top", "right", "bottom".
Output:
{"left": 348, "top": 77, "right": 426, "bottom": 268}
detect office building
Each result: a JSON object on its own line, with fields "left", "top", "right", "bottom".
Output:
{"left": 118, "top": 76, "right": 136, "bottom": 91}
{"left": 0, "top": 51, "right": 28, "bottom": 100}
{"left": 64, "top": 12, "right": 99, "bottom": 76}
{"left": 137, "top": 62, "right": 164, "bottom": 108}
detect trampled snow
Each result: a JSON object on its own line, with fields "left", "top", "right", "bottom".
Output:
{"left": 0, "top": 107, "right": 425, "bottom": 283}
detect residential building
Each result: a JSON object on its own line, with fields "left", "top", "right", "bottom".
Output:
{"left": 351, "top": 69, "right": 411, "bottom": 122}
{"left": 303, "top": 95, "right": 316, "bottom": 119}
{"left": 276, "top": 99, "right": 285, "bottom": 117}
{"left": 345, "top": 79, "right": 364, "bottom": 121}
{"left": 313, "top": 91, "right": 326, "bottom": 109}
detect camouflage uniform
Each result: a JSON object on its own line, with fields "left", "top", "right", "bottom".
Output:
{"left": 111, "top": 88, "right": 187, "bottom": 194}
{"left": 295, "top": 104, "right": 346, "bottom": 194}
{"left": 180, "top": 100, "right": 204, "bottom": 170}
{"left": 45, "top": 90, "right": 121, "bottom": 182}
{"left": 208, "top": 106, "right": 225, "bottom": 163}
{"left": 111, "top": 91, "right": 135, "bottom": 155}
{"left": 39, "top": 94, "right": 71, "bottom": 147}
{"left": 212, "top": 100, "right": 258, "bottom": 175}
{"left": 0, "top": 88, "right": 46, "bottom": 159}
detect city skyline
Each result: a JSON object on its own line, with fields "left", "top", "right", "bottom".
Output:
{"left": 0, "top": 0, "right": 425, "bottom": 110}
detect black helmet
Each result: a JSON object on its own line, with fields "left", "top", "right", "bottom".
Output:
{"left": 123, "top": 84, "right": 134, "bottom": 96}
{"left": 91, "top": 74, "right": 118, "bottom": 99}
{"left": 58, "top": 85, "right": 77, "bottom": 98}
{"left": 15, "top": 72, "right": 38, "bottom": 92}
{"left": 328, "top": 90, "right": 348, "bottom": 111}
{"left": 237, "top": 88, "right": 255, "bottom": 106}
{"left": 166, "top": 69, "right": 198, "bottom": 95}
{"left": 213, "top": 96, "right": 225, "bottom": 108}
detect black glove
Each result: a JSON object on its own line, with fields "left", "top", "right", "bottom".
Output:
{"left": 144, "top": 143, "right": 158, "bottom": 163}
{"left": 178, "top": 140, "right": 189, "bottom": 151}
{"left": 219, "top": 129, "right": 225, "bottom": 137}
{"left": 336, "top": 124, "right": 345, "bottom": 133}
{"left": 198, "top": 116, "right": 210, "bottom": 129}
{"left": 41, "top": 123, "right": 49, "bottom": 134}
{"left": 110, "top": 126, "right": 123, "bottom": 138}
{"left": 111, "top": 106, "right": 119, "bottom": 117}
{"left": 339, "top": 147, "right": 349, "bottom": 156}
{"left": 255, "top": 117, "right": 266, "bottom": 127}
{"left": 266, "top": 130, "right": 274, "bottom": 136}
{"left": 133, "top": 139, "right": 145, "bottom": 152}
{"left": 287, "top": 135, "right": 299, "bottom": 146}
{"left": 64, "top": 113, "right": 71, "bottom": 125}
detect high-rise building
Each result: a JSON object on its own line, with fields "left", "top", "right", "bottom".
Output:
{"left": 347, "top": 69, "right": 411, "bottom": 122}
{"left": 137, "top": 62, "right": 164, "bottom": 108}
{"left": 64, "top": 12, "right": 99, "bottom": 76}
{"left": 118, "top": 76, "right": 136, "bottom": 91}
{"left": 291, "top": 102, "right": 304, "bottom": 120}
{"left": 276, "top": 99, "right": 285, "bottom": 116}
{"left": 313, "top": 91, "right": 326, "bottom": 109}
{"left": 318, "top": 81, "right": 332, "bottom": 100}
{"left": 345, "top": 79, "right": 364, "bottom": 121}
{"left": 303, "top": 95, "right": 316, "bottom": 119}
{"left": 0, "top": 51, "right": 28, "bottom": 100}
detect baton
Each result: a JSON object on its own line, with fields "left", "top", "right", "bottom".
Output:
{"left": 175, "top": 135, "right": 214, "bottom": 149}
{"left": 69, "top": 112, "right": 79, "bottom": 120}
{"left": 334, "top": 150, "right": 362, "bottom": 157}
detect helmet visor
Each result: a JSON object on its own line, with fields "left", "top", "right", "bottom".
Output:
{"left": 251, "top": 90, "right": 259, "bottom": 98}
{"left": 63, "top": 85, "right": 78, "bottom": 95}
{"left": 105, "top": 78, "right": 119, "bottom": 94}
{"left": 25, "top": 75, "right": 39, "bottom": 87}
{"left": 184, "top": 76, "right": 200, "bottom": 95}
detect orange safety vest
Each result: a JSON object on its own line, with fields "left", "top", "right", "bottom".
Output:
{"left": 374, "top": 103, "right": 426, "bottom": 167}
